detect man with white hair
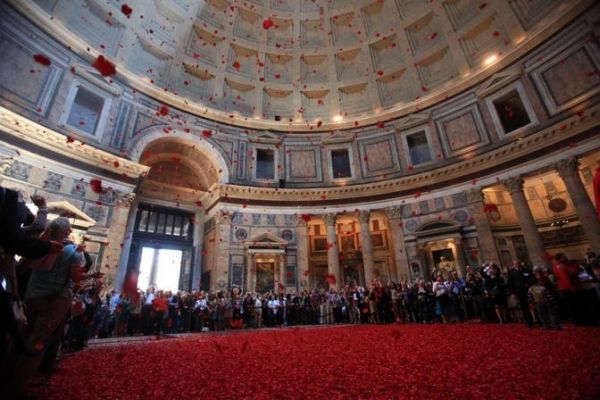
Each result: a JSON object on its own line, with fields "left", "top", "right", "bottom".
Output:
{"left": 2, "top": 217, "right": 84, "bottom": 399}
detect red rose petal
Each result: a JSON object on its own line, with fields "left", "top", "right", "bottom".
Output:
{"left": 92, "top": 55, "right": 117, "bottom": 76}
{"left": 158, "top": 105, "right": 169, "bottom": 116}
{"left": 121, "top": 4, "right": 133, "bottom": 18}
{"left": 262, "top": 18, "right": 274, "bottom": 30}
{"left": 89, "top": 178, "right": 103, "bottom": 194}
{"left": 33, "top": 54, "right": 51, "bottom": 66}
{"left": 202, "top": 130, "right": 212, "bottom": 138}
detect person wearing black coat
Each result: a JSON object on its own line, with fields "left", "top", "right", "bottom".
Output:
{"left": 507, "top": 260, "right": 534, "bottom": 327}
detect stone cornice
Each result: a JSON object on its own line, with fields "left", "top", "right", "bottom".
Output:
{"left": 8, "top": 0, "right": 595, "bottom": 132}
{"left": 0, "top": 106, "right": 150, "bottom": 179}
{"left": 202, "top": 102, "right": 599, "bottom": 208}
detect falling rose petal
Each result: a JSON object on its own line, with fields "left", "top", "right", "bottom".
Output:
{"left": 195, "top": 200, "right": 203, "bottom": 207}
{"left": 262, "top": 18, "right": 274, "bottom": 30}
{"left": 479, "top": 2, "right": 487, "bottom": 10}
{"left": 89, "top": 178, "right": 103, "bottom": 194}
{"left": 92, "top": 55, "right": 117, "bottom": 77}
{"left": 301, "top": 214, "right": 311, "bottom": 222}
{"left": 377, "top": 121, "right": 385, "bottom": 129}
{"left": 492, "top": 31, "right": 501, "bottom": 37}
{"left": 376, "top": 70, "right": 384, "bottom": 76}
{"left": 232, "top": 61, "right": 241, "bottom": 70}
{"left": 33, "top": 54, "right": 51, "bottom": 66}
{"left": 158, "top": 105, "right": 169, "bottom": 116}
{"left": 202, "top": 129, "right": 212, "bottom": 138}
{"left": 66, "top": 135, "right": 75, "bottom": 144}
{"left": 121, "top": 4, "right": 133, "bottom": 18}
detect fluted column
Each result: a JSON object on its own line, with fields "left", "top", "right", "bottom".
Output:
{"left": 555, "top": 157, "right": 600, "bottom": 254}
{"left": 293, "top": 215, "right": 310, "bottom": 290}
{"left": 504, "top": 176, "right": 547, "bottom": 266}
{"left": 245, "top": 251, "right": 254, "bottom": 292}
{"left": 324, "top": 213, "right": 340, "bottom": 289}
{"left": 358, "top": 210, "right": 375, "bottom": 286}
{"left": 466, "top": 188, "right": 501, "bottom": 266}
{"left": 386, "top": 206, "right": 410, "bottom": 281}
{"left": 192, "top": 210, "right": 204, "bottom": 291}
{"left": 214, "top": 212, "right": 232, "bottom": 290}
{"left": 452, "top": 237, "right": 467, "bottom": 278}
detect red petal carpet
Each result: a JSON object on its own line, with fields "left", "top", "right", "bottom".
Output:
{"left": 40, "top": 325, "right": 599, "bottom": 399}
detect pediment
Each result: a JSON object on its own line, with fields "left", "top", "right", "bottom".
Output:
{"left": 322, "top": 130, "right": 355, "bottom": 144}
{"left": 476, "top": 67, "right": 523, "bottom": 98}
{"left": 245, "top": 232, "right": 287, "bottom": 248}
{"left": 394, "top": 112, "right": 431, "bottom": 130}
{"left": 70, "top": 63, "right": 122, "bottom": 96}
{"left": 46, "top": 201, "right": 96, "bottom": 228}
{"left": 248, "top": 131, "right": 281, "bottom": 144}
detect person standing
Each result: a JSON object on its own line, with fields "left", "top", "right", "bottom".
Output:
{"left": 2, "top": 217, "right": 84, "bottom": 399}
{"left": 507, "top": 260, "right": 534, "bottom": 327}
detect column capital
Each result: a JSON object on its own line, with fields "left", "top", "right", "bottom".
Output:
{"left": 114, "top": 192, "right": 136, "bottom": 208}
{"left": 554, "top": 157, "right": 580, "bottom": 179}
{"left": 357, "top": 210, "right": 371, "bottom": 224}
{"left": 323, "top": 213, "right": 338, "bottom": 227}
{"left": 503, "top": 176, "right": 524, "bottom": 194}
{"left": 385, "top": 206, "right": 402, "bottom": 220}
{"left": 0, "top": 154, "right": 15, "bottom": 175}
{"left": 466, "top": 188, "right": 485, "bottom": 204}
{"left": 216, "top": 211, "right": 232, "bottom": 224}
{"left": 292, "top": 214, "right": 308, "bottom": 227}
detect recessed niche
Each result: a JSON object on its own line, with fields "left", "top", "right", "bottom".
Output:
{"left": 459, "top": 14, "right": 508, "bottom": 67}
{"left": 197, "top": 0, "right": 229, "bottom": 30}
{"left": 376, "top": 69, "right": 412, "bottom": 107}
{"left": 405, "top": 12, "right": 444, "bottom": 54}
{"left": 227, "top": 44, "right": 258, "bottom": 79}
{"left": 443, "top": 0, "right": 479, "bottom": 31}
{"left": 301, "top": 90, "right": 330, "bottom": 120}
{"left": 233, "top": 7, "right": 261, "bottom": 43}
{"left": 266, "top": 18, "right": 294, "bottom": 48}
{"left": 182, "top": 63, "right": 215, "bottom": 99}
{"left": 224, "top": 79, "right": 255, "bottom": 116}
{"left": 263, "top": 88, "right": 294, "bottom": 118}
{"left": 271, "top": 0, "right": 294, "bottom": 12}
{"left": 361, "top": 1, "right": 398, "bottom": 37}
{"left": 187, "top": 26, "right": 223, "bottom": 67}
{"left": 265, "top": 53, "right": 293, "bottom": 83}
{"left": 335, "top": 48, "right": 363, "bottom": 80}
{"left": 339, "top": 83, "right": 370, "bottom": 115}
{"left": 301, "top": 0, "right": 321, "bottom": 13}
{"left": 301, "top": 55, "right": 328, "bottom": 84}
{"left": 487, "top": 84, "right": 537, "bottom": 135}
{"left": 301, "top": 19, "right": 328, "bottom": 49}
{"left": 331, "top": 12, "right": 362, "bottom": 46}
{"left": 369, "top": 35, "right": 403, "bottom": 71}
{"left": 415, "top": 47, "right": 457, "bottom": 89}
{"left": 509, "top": 0, "right": 561, "bottom": 30}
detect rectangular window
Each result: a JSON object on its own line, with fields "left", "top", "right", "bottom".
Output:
{"left": 165, "top": 214, "right": 174, "bottom": 235}
{"left": 256, "top": 148, "right": 275, "bottom": 180}
{"left": 66, "top": 86, "right": 104, "bottom": 135}
{"left": 157, "top": 213, "right": 166, "bottom": 234}
{"left": 492, "top": 90, "right": 531, "bottom": 134}
{"left": 173, "top": 216, "right": 182, "bottom": 236}
{"left": 147, "top": 212, "right": 157, "bottom": 233}
{"left": 138, "top": 210, "right": 149, "bottom": 232}
{"left": 331, "top": 149, "right": 352, "bottom": 179}
{"left": 406, "top": 131, "right": 432, "bottom": 165}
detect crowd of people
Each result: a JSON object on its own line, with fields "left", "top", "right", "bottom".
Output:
{"left": 1, "top": 187, "right": 599, "bottom": 399}
{"left": 76, "top": 254, "right": 599, "bottom": 344}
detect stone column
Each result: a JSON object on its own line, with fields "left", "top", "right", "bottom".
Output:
{"left": 293, "top": 215, "right": 310, "bottom": 290}
{"left": 245, "top": 251, "right": 254, "bottom": 292}
{"left": 100, "top": 192, "right": 135, "bottom": 291}
{"left": 191, "top": 210, "right": 204, "bottom": 291}
{"left": 466, "top": 188, "right": 501, "bottom": 266}
{"left": 324, "top": 213, "right": 340, "bottom": 289}
{"left": 386, "top": 206, "right": 411, "bottom": 282}
{"left": 504, "top": 176, "right": 547, "bottom": 266}
{"left": 0, "top": 145, "right": 17, "bottom": 184}
{"left": 214, "top": 212, "right": 232, "bottom": 290}
{"left": 114, "top": 195, "right": 138, "bottom": 290}
{"left": 555, "top": 157, "right": 600, "bottom": 254}
{"left": 452, "top": 237, "right": 467, "bottom": 278}
{"left": 358, "top": 210, "right": 375, "bottom": 286}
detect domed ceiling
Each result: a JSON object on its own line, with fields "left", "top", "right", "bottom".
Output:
{"left": 30, "top": 0, "right": 580, "bottom": 130}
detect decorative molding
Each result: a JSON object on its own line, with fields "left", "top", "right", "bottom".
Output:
{"left": 0, "top": 106, "right": 149, "bottom": 179}
{"left": 503, "top": 176, "right": 524, "bottom": 194}
{"left": 324, "top": 213, "right": 338, "bottom": 226}
{"left": 476, "top": 67, "right": 523, "bottom": 98}
{"left": 385, "top": 206, "right": 402, "bottom": 220}
{"left": 554, "top": 157, "right": 580, "bottom": 179}
{"left": 466, "top": 188, "right": 485, "bottom": 204}
{"left": 357, "top": 210, "right": 371, "bottom": 224}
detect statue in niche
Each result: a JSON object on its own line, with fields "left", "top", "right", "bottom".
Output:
{"left": 437, "top": 256, "right": 455, "bottom": 280}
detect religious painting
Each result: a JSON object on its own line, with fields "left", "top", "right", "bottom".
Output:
{"left": 255, "top": 262, "right": 274, "bottom": 293}
{"left": 341, "top": 235, "right": 356, "bottom": 253}
{"left": 432, "top": 248, "right": 455, "bottom": 280}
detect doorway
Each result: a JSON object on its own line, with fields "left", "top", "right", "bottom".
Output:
{"left": 256, "top": 262, "right": 275, "bottom": 293}
{"left": 137, "top": 247, "right": 183, "bottom": 293}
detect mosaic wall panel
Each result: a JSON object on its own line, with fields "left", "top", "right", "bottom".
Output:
{"left": 531, "top": 40, "right": 600, "bottom": 115}
{"left": 285, "top": 146, "right": 322, "bottom": 183}
{"left": 358, "top": 136, "right": 399, "bottom": 177}
{"left": 435, "top": 104, "right": 488, "bottom": 157}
